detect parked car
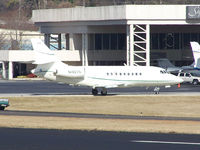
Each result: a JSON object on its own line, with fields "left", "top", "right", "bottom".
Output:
{"left": 174, "top": 72, "right": 200, "bottom": 85}
{"left": 0, "top": 99, "right": 9, "bottom": 110}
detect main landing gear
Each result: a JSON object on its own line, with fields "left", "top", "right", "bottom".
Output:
{"left": 92, "top": 88, "right": 107, "bottom": 96}
{"left": 154, "top": 87, "right": 160, "bottom": 94}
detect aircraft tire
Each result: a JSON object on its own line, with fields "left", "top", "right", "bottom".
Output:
{"left": 0, "top": 106, "right": 5, "bottom": 111}
{"left": 192, "top": 79, "right": 199, "bottom": 85}
{"left": 92, "top": 89, "right": 98, "bottom": 95}
{"left": 101, "top": 88, "right": 107, "bottom": 96}
{"left": 101, "top": 91, "right": 107, "bottom": 96}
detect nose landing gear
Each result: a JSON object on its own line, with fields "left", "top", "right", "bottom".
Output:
{"left": 92, "top": 88, "right": 98, "bottom": 95}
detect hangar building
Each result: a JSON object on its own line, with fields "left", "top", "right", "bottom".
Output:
{"left": 1, "top": 5, "right": 200, "bottom": 79}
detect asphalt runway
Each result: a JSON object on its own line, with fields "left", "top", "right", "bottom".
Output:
{"left": 0, "top": 128, "right": 200, "bottom": 150}
{"left": 0, "top": 79, "right": 199, "bottom": 96}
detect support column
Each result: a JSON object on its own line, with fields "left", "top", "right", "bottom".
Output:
{"left": 84, "top": 34, "right": 88, "bottom": 66}
{"left": 82, "top": 33, "right": 88, "bottom": 66}
{"left": 65, "top": 34, "right": 69, "bottom": 50}
{"left": 58, "top": 34, "right": 62, "bottom": 50}
{"left": 8, "top": 61, "right": 13, "bottom": 80}
{"left": 82, "top": 34, "right": 85, "bottom": 66}
{"left": 69, "top": 33, "right": 75, "bottom": 51}
{"left": 128, "top": 24, "right": 150, "bottom": 66}
{"left": 130, "top": 24, "right": 134, "bottom": 66}
{"left": 146, "top": 24, "right": 150, "bottom": 66}
{"left": 2, "top": 62, "right": 6, "bottom": 79}
{"left": 126, "top": 25, "right": 130, "bottom": 66}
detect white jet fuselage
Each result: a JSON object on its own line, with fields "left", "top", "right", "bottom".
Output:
{"left": 33, "top": 61, "right": 182, "bottom": 88}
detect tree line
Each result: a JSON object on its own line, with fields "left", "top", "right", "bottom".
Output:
{"left": 1, "top": 0, "right": 200, "bottom": 13}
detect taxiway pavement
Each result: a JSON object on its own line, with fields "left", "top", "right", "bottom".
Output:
{"left": 0, "top": 128, "right": 199, "bottom": 150}
{"left": 0, "top": 79, "right": 199, "bottom": 96}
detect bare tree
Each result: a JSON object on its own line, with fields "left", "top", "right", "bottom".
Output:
{"left": 0, "top": 32, "right": 6, "bottom": 50}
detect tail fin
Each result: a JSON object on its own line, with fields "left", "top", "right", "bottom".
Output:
{"left": 157, "top": 58, "right": 176, "bottom": 68}
{"left": 31, "top": 38, "right": 58, "bottom": 64}
{"left": 190, "top": 41, "right": 200, "bottom": 69}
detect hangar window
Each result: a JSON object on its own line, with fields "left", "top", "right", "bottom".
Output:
{"left": 151, "top": 32, "right": 200, "bottom": 50}
{"left": 118, "top": 34, "right": 126, "bottom": 50}
{"left": 151, "top": 33, "right": 180, "bottom": 50}
{"left": 174, "top": 33, "right": 180, "bottom": 49}
{"left": 183, "top": 33, "right": 190, "bottom": 49}
{"left": 111, "top": 34, "right": 118, "bottom": 50}
{"left": 191, "top": 33, "right": 198, "bottom": 41}
{"left": 95, "top": 34, "right": 102, "bottom": 50}
{"left": 94, "top": 33, "right": 126, "bottom": 51}
{"left": 103, "top": 34, "right": 110, "bottom": 50}
{"left": 151, "top": 33, "right": 159, "bottom": 49}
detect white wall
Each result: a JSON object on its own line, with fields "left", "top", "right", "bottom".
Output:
{"left": 0, "top": 50, "right": 126, "bottom": 62}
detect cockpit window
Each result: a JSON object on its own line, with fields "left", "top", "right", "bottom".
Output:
{"left": 160, "top": 70, "right": 167, "bottom": 74}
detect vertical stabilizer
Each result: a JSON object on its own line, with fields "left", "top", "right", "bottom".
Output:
{"left": 31, "top": 38, "right": 58, "bottom": 64}
{"left": 157, "top": 58, "right": 176, "bottom": 68}
{"left": 190, "top": 41, "right": 200, "bottom": 69}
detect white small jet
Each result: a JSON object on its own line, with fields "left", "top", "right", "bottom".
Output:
{"left": 157, "top": 41, "right": 200, "bottom": 72}
{"left": 31, "top": 38, "right": 183, "bottom": 95}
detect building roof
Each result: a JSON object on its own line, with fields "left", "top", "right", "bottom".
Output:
{"left": 32, "top": 5, "right": 200, "bottom": 25}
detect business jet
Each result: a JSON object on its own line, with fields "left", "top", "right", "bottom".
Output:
{"left": 157, "top": 42, "right": 200, "bottom": 73}
{"left": 31, "top": 38, "right": 183, "bottom": 95}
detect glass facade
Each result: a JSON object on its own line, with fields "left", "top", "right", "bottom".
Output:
{"left": 93, "top": 33, "right": 126, "bottom": 50}
{"left": 151, "top": 33, "right": 200, "bottom": 50}
{"left": 93, "top": 32, "right": 200, "bottom": 51}
{"left": 90, "top": 31, "right": 200, "bottom": 66}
